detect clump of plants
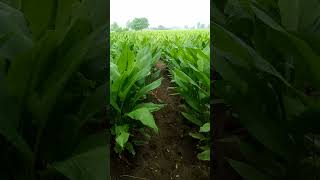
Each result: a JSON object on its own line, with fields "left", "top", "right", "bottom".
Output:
{"left": 166, "top": 44, "right": 211, "bottom": 161}
{"left": 0, "top": 0, "right": 108, "bottom": 179}
{"left": 110, "top": 42, "right": 164, "bottom": 155}
{"left": 213, "top": 0, "right": 320, "bottom": 179}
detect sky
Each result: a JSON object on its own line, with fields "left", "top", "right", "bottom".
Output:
{"left": 110, "top": 0, "right": 210, "bottom": 28}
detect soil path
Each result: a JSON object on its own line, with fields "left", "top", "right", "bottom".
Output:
{"left": 111, "top": 61, "right": 210, "bottom": 180}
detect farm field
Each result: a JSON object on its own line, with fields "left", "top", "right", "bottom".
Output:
{"left": 110, "top": 30, "right": 210, "bottom": 180}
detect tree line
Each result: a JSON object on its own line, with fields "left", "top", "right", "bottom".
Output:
{"left": 111, "top": 17, "right": 209, "bottom": 32}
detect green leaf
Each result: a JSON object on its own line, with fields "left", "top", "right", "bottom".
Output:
{"left": 197, "top": 149, "right": 210, "bottom": 161}
{"left": 214, "top": 49, "right": 248, "bottom": 93}
{"left": 0, "top": 0, "right": 21, "bottom": 9}
{"left": 133, "top": 77, "right": 163, "bottom": 103}
{"left": 174, "top": 68, "right": 200, "bottom": 89}
{"left": 21, "top": 0, "right": 58, "bottom": 39}
{"left": 115, "top": 125, "right": 130, "bottom": 148}
{"left": 125, "top": 142, "right": 136, "bottom": 155}
{"left": 234, "top": 101, "right": 295, "bottom": 160}
{"left": 134, "top": 102, "right": 165, "bottom": 112}
{"left": 52, "top": 147, "right": 109, "bottom": 180}
{"left": 116, "top": 44, "right": 134, "bottom": 73}
{"left": 278, "top": 0, "right": 300, "bottom": 31}
{"left": 0, "top": 2, "right": 33, "bottom": 60}
{"left": 74, "top": 131, "right": 110, "bottom": 154}
{"left": 116, "top": 132, "right": 129, "bottom": 148}
{"left": 251, "top": 5, "right": 286, "bottom": 33}
{"left": 110, "top": 62, "right": 120, "bottom": 82}
{"left": 199, "top": 123, "right": 210, "bottom": 132}
{"left": 81, "top": 0, "right": 107, "bottom": 28}
{"left": 291, "top": 107, "right": 320, "bottom": 134}
{"left": 228, "top": 159, "right": 274, "bottom": 180}
{"left": 0, "top": 78, "right": 33, "bottom": 161}
{"left": 252, "top": 4, "right": 320, "bottom": 88}
{"left": 127, "top": 108, "right": 158, "bottom": 133}
{"left": 212, "top": 22, "right": 291, "bottom": 87}
{"left": 189, "top": 132, "right": 205, "bottom": 140}
{"left": 55, "top": 0, "right": 77, "bottom": 29}
{"left": 77, "top": 82, "right": 107, "bottom": 128}
{"left": 32, "top": 26, "right": 101, "bottom": 124}
{"left": 181, "top": 112, "right": 202, "bottom": 126}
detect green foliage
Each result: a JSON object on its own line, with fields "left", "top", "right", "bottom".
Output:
{"left": 128, "top": 17, "right": 149, "bottom": 31}
{"left": 163, "top": 31, "right": 210, "bottom": 161}
{"left": 111, "top": 22, "right": 122, "bottom": 32}
{"left": 110, "top": 39, "right": 164, "bottom": 154}
{"left": 110, "top": 30, "right": 210, "bottom": 161}
{"left": 0, "top": 0, "right": 108, "bottom": 179}
{"left": 213, "top": 0, "right": 320, "bottom": 179}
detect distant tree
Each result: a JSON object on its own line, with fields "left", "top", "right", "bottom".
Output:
{"left": 111, "top": 22, "right": 122, "bottom": 32}
{"left": 200, "top": 24, "right": 206, "bottom": 29}
{"left": 130, "top": 17, "right": 149, "bottom": 31}
{"left": 157, "top": 25, "right": 166, "bottom": 30}
{"left": 184, "top": 25, "right": 189, "bottom": 29}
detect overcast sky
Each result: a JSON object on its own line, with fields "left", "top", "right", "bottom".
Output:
{"left": 110, "top": 0, "right": 210, "bottom": 28}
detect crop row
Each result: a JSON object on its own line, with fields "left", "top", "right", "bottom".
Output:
{"left": 110, "top": 30, "right": 210, "bottom": 160}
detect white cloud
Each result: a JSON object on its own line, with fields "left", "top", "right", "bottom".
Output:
{"left": 110, "top": 0, "right": 210, "bottom": 28}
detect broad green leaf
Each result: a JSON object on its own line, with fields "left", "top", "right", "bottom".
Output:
{"left": 127, "top": 108, "right": 158, "bottom": 133}
{"left": 74, "top": 131, "right": 110, "bottom": 154}
{"left": 174, "top": 68, "right": 200, "bottom": 88}
{"left": 78, "top": 82, "right": 107, "bottom": 128}
{"left": 183, "top": 96, "right": 202, "bottom": 113}
{"left": 197, "top": 149, "right": 210, "bottom": 161}
{"left": 54, "top": 0, "right": 76, "bottom": 29}
{"left": 110, "top": 62, "right": 120, "bottom": 81}
{"left": 115, "top": 131, "right": 129, "bottom": 148}
{"left": 252, "top": 4, "right": 320, "bottom": 87}
{"left": 212, "top": 4, "right": 227, "bottom": 25}
{"left": 212, "top": 22, "right": 291, "bottom": 87}
{"left": 278, "top": 0, "right": 300, "bottom": 31}
{"left": 81, "top": 0, "right": 107, "bottom": 28}
{"left": 214, "top": 49, "right": 248, "bottom": 93}
{"left": 21, "top": 0, "right": 57, "bottom": 39}
{"left": 117, "top": 44, "right": 134, "bottom": 73}
{"left": 199, "top": 122, "right": 210, "bottom": 132}
{"left": 251, "top": 5, "right": 286, "bottom": 33}
{"left": 134, "top": 102, "right": 165, "bottom": 112}
{"left": 238, "top": 140, "right": 286, "bottom": 177}
{"left": 0, "top": 72, "right": 32, "bottom": 161}
{"left": 228, "top": 159, "right": 274, "bottom": 180}
{"left": 133, "top": 77, "right": 162, "bottom": 103}
{"left": 52, "top": 147, "right": 109, "bottom": 180}
{"left": 189, "top": 132, "right": 205, "bottom": 140}
{"left": 291, "top": 107, "right": 320, "bottom": 134}
{"left": 0, "top": 0, "right": 21, "bottom": 9}
{"left": 33, "top": 26, "right": 102, "bottom": 125}
{"left": 0, "top": 2, "right": 33, "bottom": 60}
{"left": 181, "top": 112, "right": 202, "bottom": 126}
{"left": 125, "top": 142, "right": 136, "bottom": 155}
{"left": 234, "top": 100, "right": 295, "bottom": 160}
{"left": 115, "top": 125, "right": 130, "bottom": 148}
{"left": 0, "top": 91, "right": 33, "bottom": 162}
{"left": 298, "top": 0, "right": 320, "bottom": 32}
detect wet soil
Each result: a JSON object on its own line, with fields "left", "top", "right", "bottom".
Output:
{"left": 111, "top": 61, "right": 210, "bottom": 180}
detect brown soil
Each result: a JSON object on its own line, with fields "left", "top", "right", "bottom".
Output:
{"left": 111, "top": 61, "right": 210, "bottom": 180}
